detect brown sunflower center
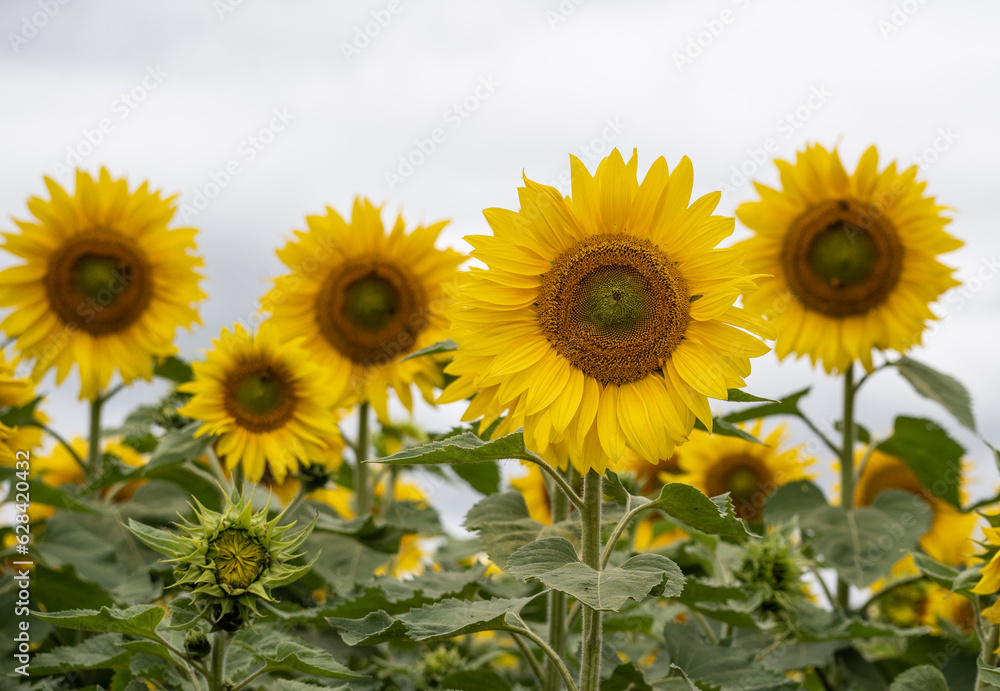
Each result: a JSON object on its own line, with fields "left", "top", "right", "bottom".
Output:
{"left": 211, "top": 528, "right": 267, "bottom": 589}
{"left": 705, "top": 454, "right": 774, "bottom": 522}
{"left": 316, "top": 258, "right": 427, "bottom": 367}
{"left": 224, "top": 360, "right": 297, "bottom": 432}
{"left": 781, "top": 199, "right": 903, "bottom": 317}
{"left": 44, "top": 230, "right": 153, "bottom": 335}
{"left": 537, "top": 234, "right": 690, "bottom": 386}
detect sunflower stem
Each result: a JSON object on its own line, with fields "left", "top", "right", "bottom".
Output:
{"left": 86, "top": 393, "right": 104, "bottom": 482}
{"left": 579, "top": 470, "right": 603, "bottom": 691}
{"left": 836, "top": 364, "right": 856, "bottom": 612}
{"left": 544, "top": 469, "right": 571, "bottom": 691}
{"left": 355, "top": 402, "right": 372, "bottom": 516}
{"left": 208, "top": 630, "right": 232, "bottom": 691}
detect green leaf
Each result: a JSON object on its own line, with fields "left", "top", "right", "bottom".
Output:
{"left": 312, "top": 512, "right": 405, "bottom": 554}
{"left": 452, "top": 460, "right": 502, "bottom": 495}
{"left": 896, "top": 357, "right": 976, "bottom": 432}
{"left": 977, "top": 659, "right": 1000, "bottom": 688}
{"left": 0, "top": 396, "right": 43, "bottom": 427}
{"left": 441, "top": 668, "right": 512, "bottom": 691}
{"left": 722, "top": 387, "right": 811, "bottom": 424}
{"left": 146, "top": 422, "right": 213, "bottom": 469}
{"left": 643, "top": 483, "right": 754, "bottom": 538}
{"left": 464, "top": 491, "right": 546, "bottom": 567}
{"left": 726, "top": 389, "right": 778, "bottom": 404}
{"left": 373, "top": 431, "right": 531, "bottom": 466}
{"left": 323, "top": 566, "right": 485, "bottom": 619}
{"left": 890, "top": 665, "right": 950, "bottom": 691}
{"left": 33, "top": 605, "right": 165, "bottom": 638}
{"left": 328, "top": 610, "right": 410, "bottom": 645}
{"left": 258, "top": 639, "right": 365, "bottom": 679}
{"left": 835, "top": 420, "right": 871, "bottom": 444}
{"left": 911, "top": 552, "right": 961, "bottom": 590}
{"left": 764, "top": 480, "right": 829, "bottom": 525}
{"left": 153, "top": 355, "right": 194, "bottom": 384}
{"left": 30, "top": 633, "right": 134, "bottom": 675}
{"left": 506, "top": 537, "right": 684, "bottom": 611}
{"left": 400, "top": 595, "right": 539, "bottom": 640}
{"left": 126, "top": 519, "right": 187, "bottom": 558}
{"left": 401, "top": 338, "right": 457, "bottom": 362}
{"left": 693, "top": 417, "right": 766, "bottom": 445}
{"left": 876, "top": 416, "right": 964, "bottom": 508}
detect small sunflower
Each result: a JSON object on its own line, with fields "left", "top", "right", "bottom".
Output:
{"left": 674, "top": 421, "right": 814, "bottom": 522}
{"left": 735, "top": 144, "right": 961, "bottom": 373}
{"left": 853, "top": 449, "right": 977, "bottom": 566}
{"left": 871, "top": 556, "right": 975, "bottom": 634}
{"left": 440, "top": 150, "right": 773, "bottom": 475}
{"left": 1, "top": 352, "right": 45, "bottom": 463}
{"left": 0, "top": 169, "right": 206, "bottom": 400}
{"left": 264, "top": 198, "right": 464, "bottom": 423}
{"left": 179, "top": 323, "right": 345, "bottom": 484}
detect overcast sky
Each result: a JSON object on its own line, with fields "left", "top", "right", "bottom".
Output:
{"left": 2, "top": 0, "right": 999, "bottom": 528}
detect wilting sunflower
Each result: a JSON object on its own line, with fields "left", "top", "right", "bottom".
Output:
{"left": 0, "top": 169, "right": 206, "bottom": 401}
{"left": 264, "top": 198, "right": 463, "bottom": 423}
{"left": 674, "top": 421, "right": 814, "bottom": 522}
{"left": 439, "top": 149, "right": 773, "bottom": 474}
{"left": 735, "top": 144, "right": 961, "bottom": 373}
{"left": 179, "top": 323, "right": 345, "bottom": 484}
{"left": 854, "top": 449, "right": 977, "bottom": 566}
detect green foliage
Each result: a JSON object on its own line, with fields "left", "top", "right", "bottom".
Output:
{"left": 876, "top": 416, "right": 965, "bottom": 508}
{"left": 895, "top": 357, "right": 977, "bottom": 432}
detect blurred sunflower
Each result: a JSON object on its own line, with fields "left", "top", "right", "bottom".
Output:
{"left": 854, "top": 449, "right": 976, "bottom": 566}
{"left": 870, "top": 556, "right": 975, "bottom": 634}
{"left": 264, "top": 198, "right": 463, "bottom": 423}
{"left": 510, "top": 463, "right": 553, "bottom": 525}
{"left": 675, "top": 421, "right": 814, "bottom": 522}
{"left": 179, "top": 323, "right": 345, "bottom": 484}
{"left": 0, "top": 169, "right": 206, "bottom": 400}
{"left": 735, "top": 144, "right": 961, "bottom": 373}
{"left": 440, "top": 149, "right": 773, "bottom": 475}
{"left": 618, "top": 448, "right": 688, "bottom": 550}
{"left": 1, "top": 352, "right": 45, "bottom": 463}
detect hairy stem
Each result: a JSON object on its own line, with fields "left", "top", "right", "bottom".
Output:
{"left": 355, "top": 402, "right": 371, "bottom": 516}
{"left": 86, "top": 394, "right": 104, "bottom": 482}
{"left": 544, "top": 469, "right": 571, "bottom": 691}
{"left": 579, "top": 470, "right": 603, "bottom": 691}
{"left": 836, "top": 364, "right": 856, "bottom": 612}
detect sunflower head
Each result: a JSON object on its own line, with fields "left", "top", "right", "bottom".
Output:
{"left": 734, "top": 533, "right": 807, "bottom": 616}
{"left": 735, "top": 144, "right": 961, "bottom": 373}
{"left": 439, "top": 149, "right": 774, "bottom": 475}
{"left": 0, "top": 352, "right": 45, "bottom": 463}
{"left": 130, "top": 489, "right": 316, "bottom": 630}
{"left": 853, "top": 449, "right": 976, "bottom": 566}
{"left": 0, "top": 169, "right": 206, "bottom": 401}
{"left": 179, "top": 323, "right": 346, "bottom": 484}
{"left": 674, "top": 421, "right": 814, "bottom": 522}
{"left": 265, "top": 197, "right": 464, "bottom": 424}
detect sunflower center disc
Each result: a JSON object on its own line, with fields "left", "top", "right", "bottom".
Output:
{"left": 538, "top": 234, "right": 690, "bottom": 386}
{"left": 855, "top": 462, "right": 926, "bottom": 507}
{"left": 317, "top": 258, "right": 427, "bottom": 367}
{"left": 781, "top": 199, "right": 904, "bottom": 317}
{"left": 705, "top": 454, "right": 773, "bottom": 522}
{"left": 224, "top": 362, "right": 297, "bottom": 432}
{"left": 727, "top": 465, "right": 762, "bottom": 500}
{"left": 212, "top": 528, "right": 267, "bottom": 589}
{"left": 44, "top": 230, "right": 153, "bottom": 335}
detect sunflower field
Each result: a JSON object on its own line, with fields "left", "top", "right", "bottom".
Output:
{"left": 2, "top": 3, "right": 999, "bottom": 691}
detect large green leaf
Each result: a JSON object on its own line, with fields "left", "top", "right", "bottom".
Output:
{"left": 374, "top": 431, "right": 531, "bottom": 466}
{"left": 642, "top": 483, "right": 754, "bottom": 538}
{"left": 506, "top": 537, "right": 684, "bottom": 611}
{"left": 452, "top": 460, "right": 502, "bottom": 495}
{"left": 312, "top": 512, "right": 406, "bottom": 554}
{"left": 322, "top": 566, "right": 486, "bottom": 620}
{"left": 726, "top": 389, "right": 778, "bottom": 404}
{"left": 441, "top": 668, "right": 512, "bottom": 691}
{"left": 693, "top": 417, "right": 767, "bottom": 445}
{"left": 126, "top": 519, "right": 187, "bottom": 558}
{"left": 464, "top": 491, "right": 547, "bottom": 567}
{"left": 895, "top": 357, "right": 976, "bottom": 432}
{"left": 33, "top": 605, "right": 165, "bottom": 638}
{"left": 257, "top": 639, "right": 365, "bottom": 680}
{"left": 876, "top": 416, "right": 964, "bottom": 508}
{"left": 978, "top": 660, "right": 1000, "bottom": 688}
{"left": 153, "top": 355, "right": 194, "bottom": 384}
{"left": 328, "top": 610, "right": 409, "bottom": 646}
{"left": 145, "top": 422, "right": 213, "bottom": 469}
{"left": 890, "top": 665, "right": 949, "bottom": 691}
{"left": 722, "top": 387, "right": 811, "bottom": 424}
{"left": 30, "top": 633, "right": 133, "bottom": 675}
{"left": 770, "top": 486, "right": 932, "bottom": 587}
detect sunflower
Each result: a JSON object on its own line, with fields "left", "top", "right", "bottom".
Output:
{"left": 439, "top": 149, "right": 774, "bottom": 475}
{"left": 0, "top": 169, "right": 206, "bottom": 401}
{"left": 1, "top": 352, "right": 45, "bottom": 463}
{"left": 734, "top": 144, "right": 961, "bottom": 373}
{"left": 854, "top": 449, "right": 977, "bottom": 566}
{"left": 264, "top": 198, "right": 463, "bottom": 423}
{"left": 674, "top": 421, "right": 814, "bottom": 522}
{"left": 870, "top": 555, "right": 975, "bottom": 634}
{"left": 510, "top": 463, "right": 554, "bottom": 525}
{"left": 179, "top": 323, "right": 345, "bottom": 484}
{"left": 617, "top": 448, "right": 688, "bottom": 550}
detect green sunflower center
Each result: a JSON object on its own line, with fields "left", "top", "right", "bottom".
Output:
{"left": 727, "top": 465, "right": 762, "bottom": 500}
{"left": 211, "top": 528, "right": 267, "bottom": 589}
{"left": 537, "top": 234, "right": 690, "bottom": 386}
{"left": 782, "top": 199, "right": 904, "bottom": 317}
{"left": 224, "top": 362, "right": 297, "bottom": 432}
{"left": 317, "top": 258, "right": 428, "bottom": 367}
{"left": 44, "top": 231, "right": 153, "bottom": 335}
{"left": 345, "top": 276, "right": 400, "bottom": 332}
